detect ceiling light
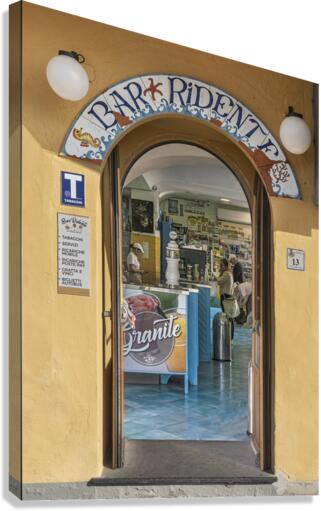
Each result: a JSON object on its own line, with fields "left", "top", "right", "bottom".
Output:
{"left": 220, "top": 198, "right": 231, "bottom": 202}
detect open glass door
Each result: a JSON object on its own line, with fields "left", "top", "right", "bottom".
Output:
{"left": 252, "top": 179, "right": 272, "bottom": 471}
{"left": 104, "top": 147, "right": 272, "bottom": 472}
{"left": 103, "top": 148, "right": 125, "bottom": 469}
{"left": 251, "top": 182, "right": 261, "bottom": 461}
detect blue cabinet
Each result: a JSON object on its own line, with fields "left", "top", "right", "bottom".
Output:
{"left": 187, "top": 288, "right": 199, "bottom": 386}
{"left": 194, "top": 284, "right": 212, "bottom": 362}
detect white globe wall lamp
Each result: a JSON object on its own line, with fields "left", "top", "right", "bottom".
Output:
{"left": 279, "top": 106, "right": 312, "bottom": 155}
{"left": 46, "top": 50, "right": 90, "bottom": 101}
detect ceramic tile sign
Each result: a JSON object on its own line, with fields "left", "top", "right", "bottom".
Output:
{"left": 57, "top": 213, "right": 90, "bottom": 295}
{"left": 60, "top": 74, "right": 301, "bottom": 199}
{"left": 287, "top": 248, "right": 305, "bottom": 271}
{"left": 123, "top": 288, "right": 187, "bottom": 374}
{"left": 61, "top": 171, "right": 85, "bottom": 207}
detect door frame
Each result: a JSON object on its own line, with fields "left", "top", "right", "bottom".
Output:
{"left": 102, "top": 147, "right": 124, "bottom": 469}
{"left": 260, "top": 178, "right": 274, "bottom": 471}
{"left": 103, "top": 140, "right": 275, "bottom": 472}
{"left": 251, "top": 177, "right": 274, "bottom": 471}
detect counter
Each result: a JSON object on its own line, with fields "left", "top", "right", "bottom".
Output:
{"left": 180, "top": 281, "right": 212, "bottom": 362}
{"left": 125, "top": 283, "right": 189, "bottom": 296}
{"left": 178, "top": 284, "right": 199, "bottom": 386}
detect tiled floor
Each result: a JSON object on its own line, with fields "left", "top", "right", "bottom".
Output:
{"left": 124, "top": 326, "right": 251, "bottom": 441}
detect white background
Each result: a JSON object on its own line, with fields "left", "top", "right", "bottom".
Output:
{"left": 0, "top": 0, "right": 320, "bottom": 509}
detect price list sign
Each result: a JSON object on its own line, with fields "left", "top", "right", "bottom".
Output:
{"left": 58, "top": 213, "right": 90, "bottom": 295}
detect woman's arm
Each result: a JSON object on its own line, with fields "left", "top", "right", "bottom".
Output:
{"left": 128, "top": 264, "right": 143, "bottom": 274}
{"left": 217, "top": 272, "right": 229, "bottom": 286}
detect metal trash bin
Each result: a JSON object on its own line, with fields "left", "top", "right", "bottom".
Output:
{"left": 213, "top": 312, "right": 232, "bottom": 361}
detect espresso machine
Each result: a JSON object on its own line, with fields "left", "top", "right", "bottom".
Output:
{"left": 165, "top": 231, "right": 180, "bottom": 288}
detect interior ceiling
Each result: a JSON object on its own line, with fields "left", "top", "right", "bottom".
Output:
{"left": 124, "top": 143, "right": 249, "bottom": 209}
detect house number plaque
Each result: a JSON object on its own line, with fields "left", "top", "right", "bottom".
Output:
{"left": 287, "top": 248, "right": 305, "bottom": 271}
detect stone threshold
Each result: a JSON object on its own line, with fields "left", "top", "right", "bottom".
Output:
{"left": 9, "top": 475, "right": 318, "bottom": 501}
{"left": 91, "top": 440, "right": 277, "bottom": 487}
{"left": 90, "top": 475, "right": 276, "bottom": 486}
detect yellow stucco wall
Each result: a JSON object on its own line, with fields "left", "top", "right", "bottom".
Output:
{"left": 9, "top": 1, "right": 22, "bottom": 485}
{"left": 21, "top": 129, "right": 104, "bottom": 482}
{"left": 9, "top": 1, "right": 318, "bottom": 484}
{"left": 272, "top": 200, "right": 318, "bottom": 480}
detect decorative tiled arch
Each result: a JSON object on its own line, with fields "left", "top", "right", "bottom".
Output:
{"left": 60, "top": 74, "right": 301, "bottom": 198}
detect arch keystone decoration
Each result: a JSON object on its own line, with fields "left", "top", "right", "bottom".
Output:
{"left": 60, "top": 74, "right": 301, "bottom": 199}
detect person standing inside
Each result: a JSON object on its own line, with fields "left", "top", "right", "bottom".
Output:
{"left": 230, "top": 255, "right": 245, "bottom": 284}
{"left": 217, "top": 258, "right": 234, "bottom": 310}
{"left": 127, "top": 243, "right": 145, "bottom": 285}
{"left": 234, "top": 280, "right": 252, "bottom": 325}
{"left": 215, "top": 258, "right": 234, "bottom": 339}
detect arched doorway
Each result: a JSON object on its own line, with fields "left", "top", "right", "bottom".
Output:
{"left": 59, "top": 75, "right": 283, "bottom": 477}
{"left": 101, "top": 119, "right": 274, "bottom": 476}
{"left": 122, "top": 143, "right": 253, "bottom": 436}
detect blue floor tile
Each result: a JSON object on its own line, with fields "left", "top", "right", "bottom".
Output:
{"left": 125, "top": 326, "right": 251, "bottom": 441}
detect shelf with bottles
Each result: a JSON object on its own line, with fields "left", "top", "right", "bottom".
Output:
{"left": 186, "top": 230, "right": 213, "bottom": 241}
{"left": 219, "top": 237, "right": 251, "bottom": 246}
{"left": 179, "top": 224, "right": 252, "bottom": 250}
{"left": 212, "top": 251, "right": 252, "bottom": 277}
{"left": 217, "top": 220, "right": 250, "bottom": 233}
{"left": 213, "top": 251, "right": 252, "bottom": 265}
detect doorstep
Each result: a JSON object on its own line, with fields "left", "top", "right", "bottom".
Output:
{"left": 89, "top": 439, "right": 277, "bottom": 486}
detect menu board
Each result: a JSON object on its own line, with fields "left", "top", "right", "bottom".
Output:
{"left": 57, "top": 213, "right": 90, "bottom": 296}
{"left": 123, "top": 287, "right": 187, "bottom": 374}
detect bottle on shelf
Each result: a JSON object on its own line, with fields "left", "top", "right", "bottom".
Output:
{"left": 204, "top": 263, "right": 209, "bottom": 283}
{"left": 186, "top": 264, "right": 192, "bottom": 281}
{"left": 193, "top": 263, "right": 200, "bottom": 282}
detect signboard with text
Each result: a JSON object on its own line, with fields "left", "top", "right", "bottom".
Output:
{"left": 60, "top": 74, "right": 300, "bottom": 199}
{"left": 61, "top": 171, "right": 85, "bottom": 207}
{"left": 123, "top": 288, "right": 187, "bottom": 374}
{"left": 57, "top": 213, "right": 90, "bottom": 295}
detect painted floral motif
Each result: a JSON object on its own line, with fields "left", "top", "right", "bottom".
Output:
{"left": 60, "top": 74, "right": 301, "bottom": 199}
{"left": 269, "top": 163, "right": 291, "bottom": 195}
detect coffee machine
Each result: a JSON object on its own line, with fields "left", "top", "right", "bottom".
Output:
{"left": 165, "top": 231, "right": 180, "bottom": 288}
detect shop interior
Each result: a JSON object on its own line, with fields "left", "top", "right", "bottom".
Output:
{"left": 122, "top": 143, "right": 252, "bottom": 442}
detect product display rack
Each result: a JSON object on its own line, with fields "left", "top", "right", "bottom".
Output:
{"left": 212, "top": 221, "right": 252, "bottom": 281}
{"left": 161, "top": 198, "right": 252, "bottom": 283}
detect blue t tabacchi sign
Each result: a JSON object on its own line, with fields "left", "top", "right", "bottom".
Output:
{"left": 61, "top": 171, "right": 85, "bottom": 207}
{"left": 60, "top": 74, "right": 301, "bottom": 199}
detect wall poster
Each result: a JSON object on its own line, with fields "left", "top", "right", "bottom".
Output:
{"left": 123, "top": 287, "right": 187, "bottom": 374}
{"left": 57, "top": 213, "right": 90, "bottom": 295}
{"left": 168, "top": 198, "right": 179, "bottom": 214}
{"left": 131, "top": 198, "right": 154, "bottom": 233}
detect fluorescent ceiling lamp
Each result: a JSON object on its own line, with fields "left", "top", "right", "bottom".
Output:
{"left": 217, "top": 208, "right": 251, "bottom": 225}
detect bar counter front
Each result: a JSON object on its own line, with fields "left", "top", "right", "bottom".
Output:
{"left": 123, "top": 283, "right": 211, "bottom": 393}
